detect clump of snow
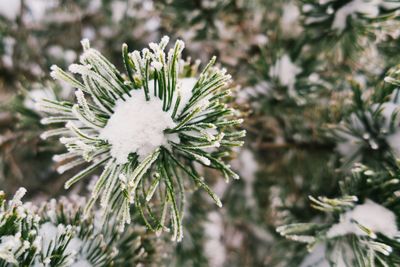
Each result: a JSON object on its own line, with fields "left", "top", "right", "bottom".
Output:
{"left": 100, "top": 91, "right": 176, "bottom": 164}
{"left": 237, "top": 149, "right": 258, "bottom": 181}
{"left": 65, "top": 237, "right": 83, "bottom": 256}
{"left": 87, "top": 0, "right": 101, "bottom": 13}
{"left": 379, "top": 102, "right": 400, "bottom": 156}
{"left": 268, "top": 186, "right": 291, "bottom": 225}
{"left": 375, "top": 19, "right": 400, "bottom": 41}
{"left": 145, "top": 17, "right": 160, "bottom": 32}
{"left": 0, "top": 0, "right": 21, "bottom": 21}
{"left": 300, "top": 243, "right": 354, "bottom": 267}
{"left": 111, "top": 1, "right": 126, "bottom": 23}
{"left": 300, "top": 244, "right": 329, "bottom": 267}
{"left": 336, "top": 112, "right": 364, "bottom": 160}
{"left": 280, "top": 3, "right": 302, "bottom": 37}
{"left": 170, "top": 78, "right": 198, "bottom": 116}
{"left": 82, "top": 27, "right": 96, "bottom": 41}
{"left": 232, "top": 149, "right": 258, "bottom": 208}
{"left": 269, "top": 54, "right": 302, "bottom": 91}
{"left": 38, "top": 222, "right": 59, "bottom": 251}
{"left": 71, "top": 259, "right": 92, "bottom": 267}
{"left": 37, "top": 222, "right": 86, "bottom": 265}
{"left": 360, "top": 45, "right": 385, "bottom": 76}
{"left": 24, "top": 87, "right": 57, "bottom": 111}
{"left": 24, "top": 0, "right": 58, "bottom": 23}
{"left": 0, "top": 234, "right": 22, "bottom": 263}
{"left": 203, "top": 212, "right": 226, "bottom": 267}
{"left": 378, "top": 102, "right": 399, "bottom": 128}
{"left": 47, "top": 46, "right": 77, "bottom": 64}
{"left": 10, "top": 187, "right": 27, "bottom": 207}
{"left": 236, "top": 81, "right": 270, "bottom": 107}
{"left": 212, "top": 179, "right": 229, "bottom": 199}
{"left": 253, "top": 34, "right": 268, "bottom": 46}
{"left": 327, "top": 199, "right": 398, "bottom": 238}
{"left": 100, "top": 77, "right": 198, "bottom": 164}
{"left": 337, "top": 101, "right": 400, "bottom": 159}
{"left": 1, "top": 37, "right": 15, "bottom": 68}
{"left": 332, "top": 0, "right": 400, "bottom": 31}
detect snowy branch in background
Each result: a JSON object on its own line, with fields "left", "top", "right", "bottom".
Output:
{"left": 0, "top": 188, "right": 165, "bottom": 266}
{"left": 300, "top": 0, "right": 400, "bottom": 60}
{"left": 277, "top": 162, "right": 400, "bottom": 266}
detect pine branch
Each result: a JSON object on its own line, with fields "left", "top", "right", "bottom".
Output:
{"left": 38, "top": 37, "right": 245, "bottom": 241}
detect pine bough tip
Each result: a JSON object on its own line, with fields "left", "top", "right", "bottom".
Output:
{"left": 39, "top": 36, "right": 245, "bottom": 241}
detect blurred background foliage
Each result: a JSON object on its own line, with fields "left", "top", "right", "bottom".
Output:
{"left": 1, "top": 0, "right": 400, "bottom": 266}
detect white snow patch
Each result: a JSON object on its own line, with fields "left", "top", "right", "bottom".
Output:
{"left": 82, "top": 27, "right": 96, "bottom": 41}
{"left": 38, "top": 222, "right": 59, "bottom": 251}
{"left": 236, "top": 81, "right": 270, "bottom": 105}
{"left": 332, "top": 0, "right": 400, "bottom": 31}
{"left": 235, "top": 149, "right": 258, "bottom": 208}
{"left": 238, "top": 149, "right": 258, "bottom": 181}
{"left": 375, "top": 102, "right": 400, "bottom": 157}
{"left": 378, "top": 102, "right": 399, "bottom": 128}
{"left": 100, "top": 90, "right": 176, "bottom": 164}
{"left": 280, "top": 3, "right": 302, "bottom": 37}
{"left": 253, "top": 34, "right": 268, "bottom": 46}
{"left": 300, "top": 244, "right": 329, "bottom": 267}
{"left": 327, "top": 199, "right": 398, "bottom": 238}
{"left": 361, "top": 45, "right": 385, "bottom": 75}
{"left": 47, "top": 46, "right": 63, "bottom": 59}
{"left": 47, "top": 46, "right": 76, "bottom": 64}
{"left": 336, "top": 131, "right": 361, "bottom": 161}
{"left": 387, "top": 132, "right": 400, "bottom": 157}
{"left": 1, "top": 37, "right": 15, "bottom": 68}
{"left": 212, "top": 179, "right": 229, "bottom": 197}
{"left": 111, "top": 1, "right": 126, "bottom": 23}
{"left": 337, "top": 102, "right": 400, "bottom": 159}
{"left": 25, "top": 0, "right": 58, "bottom": 22}
{"left": 300, "top": 243, "right": 352, "bottom": 267}
{"left": 100, "top": 77, "right": 198, "bottom": 164}
{"left": 65, "top": 237, "right": 83, "bottom": 256}
{"left": 99, "top": 26, "right": 114, "bottom": 38}
{"left": 269, "top": 54, "right": 302, "bottom": 91}
{"left": 37, "top": 222, "right": 85, "bottom": 265}
{"left": 71, "top": 259, "right": 92, "bottom": 267}
{"left": 145, "top": 17, "right": 160, "bottom": 31}
{"left": 87, "top": 0, "right": 101, "bottom": 13}
{"left": 0, "top": 234, "right": 22, "bottom": 263}
{"left": 24, "top": 87, "right": 57, "bottom": 111}
{"left": 203, "top": 212, "right": 226, "bottom": 267}
{"left": 0, "top": 0, "right": 21, "bottom": 20}
{"left": 337, "top": 113, "right": 365, "bottom": 155}
{"left": 172, "top": 77, "right": 198, "bottom": 116}
{"left": 10, "top": 187, "right": 26, "bottom": 206}
{"left": 64, "top": 50, "right": 77, "bottom": 64}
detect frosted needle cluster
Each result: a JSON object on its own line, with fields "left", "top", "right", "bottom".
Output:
{"left": 38, "top": 36, "right": 245, "bottom": 241}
